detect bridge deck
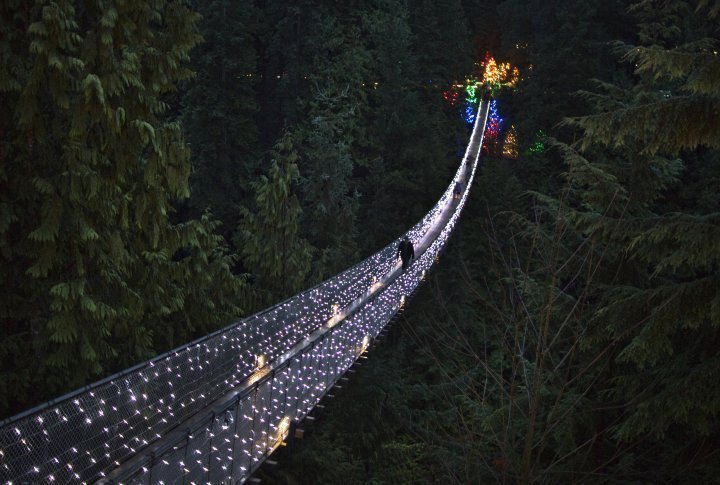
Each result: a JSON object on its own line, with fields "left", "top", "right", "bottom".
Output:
{"left": 0, "top": 101, "right": 490, "bottom": 485}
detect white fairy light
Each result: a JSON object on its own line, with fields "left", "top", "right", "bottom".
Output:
{"left": 0, "top": 101, "right": 489, "bottom": 485}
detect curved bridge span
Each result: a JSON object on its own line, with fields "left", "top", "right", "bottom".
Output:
{"left": 0, "top": 101, "right": 490, "bottom": 484}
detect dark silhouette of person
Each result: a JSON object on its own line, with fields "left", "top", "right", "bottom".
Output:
{"left": 397, "top": 237, "right": 415, "bottom": 271}
{"left": 453, "top": 181, "right": 462, "bottom": 200}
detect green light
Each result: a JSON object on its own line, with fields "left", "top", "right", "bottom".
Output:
{"left": 528, "top": 130, "right": 546, "bottom": 154}
{"left": 465, "top": 84, "right": 477, "bottom": 103}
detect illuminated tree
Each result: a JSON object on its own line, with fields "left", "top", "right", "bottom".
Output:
{"left": 481, "top": 52, "right": 520, "bottom": 94}
{"left": 482, "top": 100, "right": 503, "bottom": 155}
{"left": 502, "top": 125, "right": 519, "bottom": 159}
{"left": 527, "top": 129, "right": 547, "bottom": 154}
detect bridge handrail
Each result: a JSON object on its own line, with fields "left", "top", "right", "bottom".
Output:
{"left": 0, "top": 101, "right": 489, "bottom": 484}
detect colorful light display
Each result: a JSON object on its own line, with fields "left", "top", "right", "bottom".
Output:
{"left": 482, "top": 100, "right": 503, "bottom": 155}
{"left": 464, "top": 101, "right": 476, "bottom": 124}
{"left": 481, "top": 52, "right": 519, "bottom": 94}
{"left": 444, "top": 79, "right": 479, "bottom": 124}
{"left": 442, "top": 53, "right": 519, "bottom": 128}
{"left": 465, "top": 83, "right": 478, "bottom": 104}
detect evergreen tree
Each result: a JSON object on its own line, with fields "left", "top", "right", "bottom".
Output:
{"left": 559, "top": 1, "right": 720, "bottom": 473}
{"left": 445, "top": 0, "right": 720, "bottom": 479}
{"left": 0, "top": 0, "right": 244, "bottom": 417}
{"left": 295, "top": 89, "right": 361, "bottom": 278}
{"left": 409, "top": 0, "right": 473, "bottom": 82}
{"left": 356, "top": 0, "right": 426, "bottom": 251}
{"left": 496, "top": 0, "right": 635, "bottom": 186}
{"left": 236, "top": 132, "right": 313, "bottom": 309}
{"left": 181, "top": 0, "right": 260, "bottom": 240}
{"left": 289, "top": 3, "right": 370, "bottom": 278}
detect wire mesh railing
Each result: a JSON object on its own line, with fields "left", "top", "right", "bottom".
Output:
{"left": 0, "top": 101, "right": 489, "bottom": 485}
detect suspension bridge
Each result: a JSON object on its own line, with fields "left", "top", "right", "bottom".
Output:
{"left": 0, "top": 100, "right": 490, "bottom": 484}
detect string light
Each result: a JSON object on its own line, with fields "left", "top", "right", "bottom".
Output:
{"left": 481, "top": 52, "right": 519, "bottom": 94}
{"left": 529, "top": 129, "right": 547, "bottom": 154}
{"left": 0, "top": 103, "right": 491, "bottom": 485}
{"left": 482, "top": 100, "right": 503, "bottom": 155}
{"left": 443, "top": 53, "right": 518, "bottom": 128}
{"left": 442, "top": 89, "right": 460, "bottom": 106}
{"left": 465, "top": 81, "right": 479, "bottom": 104}
{"left": 464, "top": 102, "right": 476, "bottom": 125}
{"left": 503, "top": 125, "right": 519, "bottom": 159}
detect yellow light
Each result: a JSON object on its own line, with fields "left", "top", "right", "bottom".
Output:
{"left": 327, "top": 304, "right": 343, "bottom": 328}
{"left": 359, "top": 335, "right": 371, "bottom": 355}
{"left": 248, "top": 366, "right": 270, "bottom": 386}
{"left": 482, "top": 56, "right": 519, "bottom": 89}
{"left": 502, "top": 125, "right": 519, "bottom": 159}
{"left": 265, "top": 416, "right": 292, "bottom": 453}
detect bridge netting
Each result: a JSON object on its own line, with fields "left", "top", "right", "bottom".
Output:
{"left": 0, "top": 101, "right": 490, "bottom": 484}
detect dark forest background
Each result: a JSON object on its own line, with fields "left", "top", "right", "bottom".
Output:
{"left": 1, "top": 0, "right": 719, "bottom": 482}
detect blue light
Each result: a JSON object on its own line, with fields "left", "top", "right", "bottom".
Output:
{"left": 463, "top": 102, "right": 475, "bottom": 125}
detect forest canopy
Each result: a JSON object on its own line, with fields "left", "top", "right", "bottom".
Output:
{"left": 1, "top": 0, "right": 719, "bottom": 483}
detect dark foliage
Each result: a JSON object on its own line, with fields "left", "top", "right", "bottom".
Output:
{"left": 3, "top": 0, "right": 719, "bottom": 482}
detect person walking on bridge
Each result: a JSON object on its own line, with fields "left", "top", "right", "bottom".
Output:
{"left": 397, "top": 237, "right": 415, "bottom": 271}
{"left": 453, "top": 181, "right": 462, "bottom": 200}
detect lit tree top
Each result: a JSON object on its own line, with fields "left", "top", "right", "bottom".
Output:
{"left": 481, "top": 53, "right": 519, "bottom": 93}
